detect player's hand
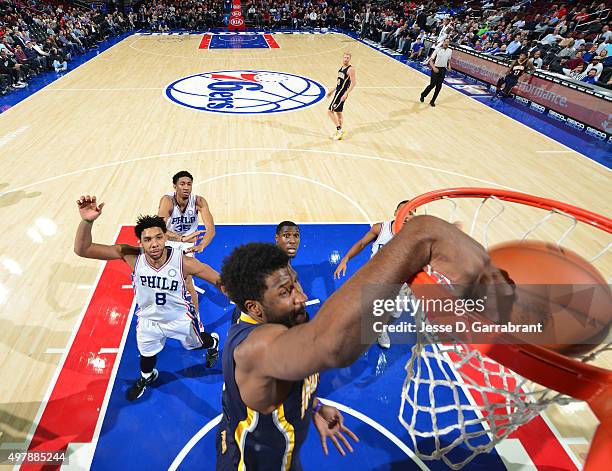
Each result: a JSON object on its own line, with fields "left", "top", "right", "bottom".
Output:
{"left": 340, "top": 94, "right": 348, "bottom": 102}
{"left": 313, "top": 405, "right": 359, "bottom": 456}
{"left": 432, "top": 66, "right": 439, "bottom": 73}
{"left": 77, "top": 195, "right": 104, "bottom": 222}
{"left": 410, "top": 217, "right": 515, "bottom": 319}
{"left": 333, "top": 260, "right": 348, "bottom": 279}
{"left": 182, "top": 230, "right": 204, "bottom": 243}
{"left": 185, "top": 244, "right": 204, "bottom": 254}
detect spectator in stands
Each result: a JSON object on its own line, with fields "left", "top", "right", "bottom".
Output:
{"left": 562, "top": 62, "right": 585, "bottom": 79}
{"left": 531, "top": 49, "right": 544, "bottom": 68}
{"left": 599, "top": 49, "right": 612, "bottom": 66}
{"left": 549, "top": 56, "right": 569, "bottom": 73}
{"left": 558, "top": 38, "right": 576, "bottom": 58}
{"left": 583, "top": 43, "right": 599, "bottom": 62}
{"left": 0, "top": 48, "right": 26, "bottom": 88}
{"left": 534, "top": 18, "right": 550, "bottom": 35}
{"left": 24, "top": 41, "right": 46, "bottom": 72}
{"left": 541, "top": 28, "right": 563, "bottom": 46}
{"left": 597, "top": 37, "right": 612, "bottom": 56}
{"left": 581, "top": 68, "right": 598, "bottom": 84}
{"left": 595, "top": 75, "right": 612, "bottom": 89}
{"left": 50, "top": 47, "right": 67, "bottom": 73}
{"left": 13, "top": 44, "right": 33, "bottom": 76}
{"left": 409, "top": 34, "right": 425, "bottom": 60}
{"left": 485, "top": 42, "right": 501, "bottom": 55}
{"left": 574, "top": 8, "right": 588, "bottom": 23}
{"left": 584, "top": 56, "right": 604, "bottom": 79}
{"left": 565, "top": 51, "right": 586, "bottom": 69}
{"left": 506, "top": 35, "right": 522, "bottom": 57}
{"left": 594, "top": 25, "right": 611, "bottom": 44}
{"left": 573, "top": 32, "right": 586, "bottom": 50}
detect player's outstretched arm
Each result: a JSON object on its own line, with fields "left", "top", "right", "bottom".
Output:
{"left": 74, "top": 195, "right": 139, "bottom": 261}
{"left": 333, "top": 223, "right": 381, "bottom": 279}
{"left": 247, "top": 216, "right": 511, "bottom": 382}
{"left": 186, "top": 196, "right": 215, "bottom": 253}
{"left": 183, "top": 257, "right": 221, "bottom": 288}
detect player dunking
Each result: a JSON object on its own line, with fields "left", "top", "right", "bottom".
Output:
{"left": 74, "top": 195, "right": 220, "bottom": 401}
{"left": 327, "top": 52, "right": 356, "bottom": 141}
{"left": 158, "top": 171, "right": 216, "bottom": 329}
{"left": 495, "top": 52, "right": 535, "bottom": 98}
{"left": 215, "top": 216, "right": 512, "bottom": 469}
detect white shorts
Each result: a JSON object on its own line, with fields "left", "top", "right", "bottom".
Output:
{"left": 166, "top": 240, "right": 195, "bottom": 258}
{"left": 136, "top": 314, "right": 203, "bottom": 357}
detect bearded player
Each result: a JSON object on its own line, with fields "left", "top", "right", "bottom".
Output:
{"left": 215, "top": 215, "right": 512, "bottom": 469}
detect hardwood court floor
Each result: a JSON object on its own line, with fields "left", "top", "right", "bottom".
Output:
{"left": 0, "top": 32, "right": 609, "bottom": 468}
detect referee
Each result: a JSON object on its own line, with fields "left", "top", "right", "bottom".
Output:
{"left": 420, "top": 38, "right": 452, "bottom": 107}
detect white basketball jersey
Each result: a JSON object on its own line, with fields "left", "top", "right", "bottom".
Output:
{"left": 133, "top": 247, "right": 190, "bottom": 322}
{"left": 166, "top": 193, "right": 198, "bottom": 236}
{"left": 371, "top": 221, "right": 394, "bottom": 257}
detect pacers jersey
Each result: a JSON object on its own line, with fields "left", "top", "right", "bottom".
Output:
{"left": 334, "top": 65, "right": 351, "bottom": 97}
{"left": 371, "top": 221, "right": 394, "bottom": 257}
{"left": 132, "top": 247, "right": 191, "bottom": 322}
{"left": 216, "top": 313, "right": 319, "bottom": 471}
{"left": 166, "top": 193, "right": 199, "bottom": 236}
{"left": 510, "top": 60, "right": 528, "bottom": 77}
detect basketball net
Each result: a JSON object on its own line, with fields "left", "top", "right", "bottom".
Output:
{"left": 393, "top": 188, "right": 612, "bottom": 470}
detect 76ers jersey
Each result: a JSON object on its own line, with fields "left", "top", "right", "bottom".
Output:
{"left": 371, "top": 221, "right": 394, "bottom": 257}
{"left": 166, "top": 193, "right": 199, "bottom": 236}
{"left": 133, "top": 247, "right": 191, "bottom": 322}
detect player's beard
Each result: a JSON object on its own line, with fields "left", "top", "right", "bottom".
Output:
{"left": 268, "top": 307, "right": 309, "bottom": 328}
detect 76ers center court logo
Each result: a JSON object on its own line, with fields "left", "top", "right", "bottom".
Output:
{"left": 164, "top": 70, "right": 326, "bottom": 114}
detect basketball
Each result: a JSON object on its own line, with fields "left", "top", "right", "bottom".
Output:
{"left": 488, "top": 240, "right": 611, "bottom": 356}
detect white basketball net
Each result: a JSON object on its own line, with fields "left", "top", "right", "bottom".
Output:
{"left": 397, "top": 194, "right": 611, "bottom": 469}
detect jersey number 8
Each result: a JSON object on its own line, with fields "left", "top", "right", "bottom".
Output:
{"left": 155, "top": 293, "right": 166, "bottom": 305}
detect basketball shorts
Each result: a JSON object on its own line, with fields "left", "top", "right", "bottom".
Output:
{"left": 328, "top": 91, "right": 347, "bottom": 112}
{"left": 136, "top": 314, "right": 203, "bottom": 357}
{"left": 166, "top": 240, "right": 195, "bottom": 258}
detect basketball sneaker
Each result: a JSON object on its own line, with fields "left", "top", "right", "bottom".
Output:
{"left": 333, "top": 129, "right": 345, "bottom": 141}
{"left": 205, "top": 333, "right": 220, "bottom": 368}
{"left": 126, "top": 368, "right": 159, "bottom": 401}
{"left": 377, "top": 331, "right": 391, "bottom": 349}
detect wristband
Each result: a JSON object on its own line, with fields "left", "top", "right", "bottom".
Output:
{"left": 82, "top": 219, "right": 94, "bottom": 224}
{"left": 312, "top": 402, "right": 323, "bottom": 415}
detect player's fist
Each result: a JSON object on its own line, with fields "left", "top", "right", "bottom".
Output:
{"left": 77, "top": 195, "right": 105, "bottom": 222}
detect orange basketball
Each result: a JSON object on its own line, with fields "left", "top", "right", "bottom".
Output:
{"left": 488, "top": 240, "right": 611, "bottom": 356}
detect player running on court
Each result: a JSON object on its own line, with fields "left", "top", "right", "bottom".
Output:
{"left": 74, "top": 195, "right": 221, "bottom": 401}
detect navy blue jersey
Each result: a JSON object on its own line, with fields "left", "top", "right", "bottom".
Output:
{"left": 216, "top": 313, "right": 319, "bottom": 470}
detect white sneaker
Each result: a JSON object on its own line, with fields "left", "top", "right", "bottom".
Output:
{"left": 378, "top": 331, "right": 391, "bottom": 349}
{"left": 333, "top": 129, "right": 345, "bottom": 141}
